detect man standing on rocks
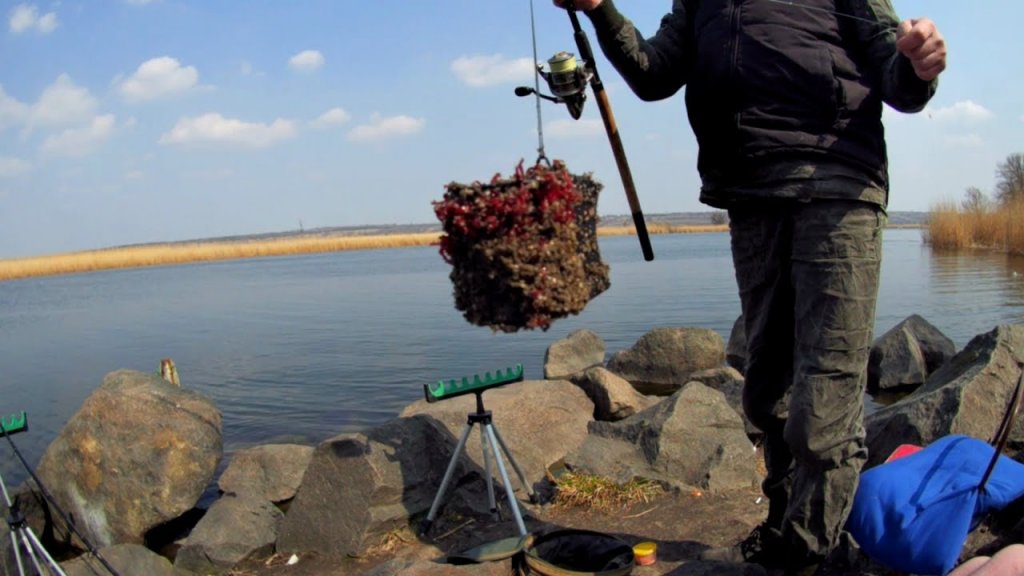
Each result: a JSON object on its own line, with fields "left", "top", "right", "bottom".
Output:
{"left": 550, "top": 1, "right": 946, "bottom": 574}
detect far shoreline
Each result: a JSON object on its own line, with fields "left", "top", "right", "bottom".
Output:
{"left": 0, "top": 224, "right": 731, "bottom": 283}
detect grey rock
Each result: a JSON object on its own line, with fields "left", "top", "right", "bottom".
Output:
{"left": 218, "top": 443, "right": 313, "bottom": 502}
{"left": 36, "top": 370, "right": 222, "bottom": 547}
{"left": 61, "top": 543, "right": 176, "bottom": 576}
{"left": 607, "top": 327, "right": 726, "bottom": 395}
{"left": 174, "top": 495, "right": 282, "bottom": 574}
{"left": 567, "top": 382, "right": 760, "bottom": 492}
{"left": 276, "top": 415, "right": 454, "bottom": 557}
{"left": 688, "top": 366, "right": 744, "bottom": 393}
{"left": 544, "top": 329, "right": 606, "bottom": 380}
{"left": 868, "top": 314, "right": 956, "bottom": 393}
{"left": 401, "top": 379, "right": 594, "bottom": 488}
{"left": 576, "top": 366, "right": 657, "bottom": 421}
{"left": 865, "top": 325, "right": 1024, "bottom": 467}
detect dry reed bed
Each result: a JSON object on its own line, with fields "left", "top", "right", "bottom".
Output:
{"left": 1, "top": 225, "right": 729, "bottom": 282}
{"left": 926, "top": 197, "right": 1024, "bottom": 253}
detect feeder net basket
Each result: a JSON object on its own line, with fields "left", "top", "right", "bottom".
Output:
{"left": 434, "top": 160, "right": 610, "bottom": 332}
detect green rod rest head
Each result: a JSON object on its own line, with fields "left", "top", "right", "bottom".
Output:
{"left": 0, "top": 412, "right": 27, "bottom": 436}
{"left": 424, "top": 364, "right": 525, "bottom": 403}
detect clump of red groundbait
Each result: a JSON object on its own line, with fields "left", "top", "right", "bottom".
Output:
{"left": 433, "top": 160, "right": 610, "bottom": 332}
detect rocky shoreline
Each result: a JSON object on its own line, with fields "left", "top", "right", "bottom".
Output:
{"left": 4, "top": 317, "right": 1024, "bottom": 575}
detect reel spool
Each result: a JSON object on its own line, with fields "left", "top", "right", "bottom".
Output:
{"left": 516, "top": 51, "right": 593, "bottom": 120}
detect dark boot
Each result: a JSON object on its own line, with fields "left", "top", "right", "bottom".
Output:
{"left": 699, "top": 522, "right": 787, "bottom": 569}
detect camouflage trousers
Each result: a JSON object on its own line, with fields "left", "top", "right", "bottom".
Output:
{"left": 728, "top": 199, "right": 885, "bottom": 563}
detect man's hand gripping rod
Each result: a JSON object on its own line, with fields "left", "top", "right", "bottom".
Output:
{"left": 564, "top": 1, "right": 654, "bottom": 261}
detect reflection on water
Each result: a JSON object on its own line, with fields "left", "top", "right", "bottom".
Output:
{"left": 1, "top": 229, "right": 1022, "bottom": 487}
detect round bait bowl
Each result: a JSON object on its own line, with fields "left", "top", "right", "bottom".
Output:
{"left": 523, "top": 529, "right": 635, "bottom": 576}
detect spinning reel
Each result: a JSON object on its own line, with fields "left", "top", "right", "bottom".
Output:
{"left": 515, "top": 51, "right": 593, "bottom": 120}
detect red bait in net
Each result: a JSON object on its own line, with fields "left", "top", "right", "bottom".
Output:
{"left": 433, "top": 160, "right": 610, "bottom": 332}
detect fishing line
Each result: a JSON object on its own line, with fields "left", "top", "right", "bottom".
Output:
{"left": 528, "top": 0, "right": 549, "bottom": 165}
{"left": 765, "top": 0, "right": 879, "bottom": 26}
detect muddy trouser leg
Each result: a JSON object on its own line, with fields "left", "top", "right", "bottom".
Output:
{"left": 787, "top": 200, "right": 882, "bottom": 562}
{"left": 730, "top": 200, "right": 883, "bottom": 562}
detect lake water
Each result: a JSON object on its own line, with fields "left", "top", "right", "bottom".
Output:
{"left": 2, "top": 229, "right": 1024, "bottom": 487}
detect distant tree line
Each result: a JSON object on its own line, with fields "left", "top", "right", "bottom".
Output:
{"left": 961, "top": 153, "right": 1024, "bottom": 211}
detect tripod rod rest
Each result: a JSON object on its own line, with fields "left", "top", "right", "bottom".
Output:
{"left": 467, "top": 410, "right": 493, "bottom": 425}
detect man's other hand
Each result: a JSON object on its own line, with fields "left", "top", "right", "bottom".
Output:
{"left": 896, "top": 18, "right": 947, "bottom": 82}
{"left": 553, "top": 0, "right": 603, "bottom": 11}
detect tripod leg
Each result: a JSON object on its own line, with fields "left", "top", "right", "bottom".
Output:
{"left": 8, "top": 528, "right": 26, "bottom": 576}
{"left": 484, "top": 424, "right": 528, "bottom": 537}
{"left": 16, "top": 529, "right": 45, "bottom": 576}
{"left": 420, "top": 422, "right": 474, "bottom": 536}
{"left": 479, "top": 423, "right": 498, "bottom": 519}
{"left": 491, "top": 424, "right": 536, "bottom": 502}
{"left": 23, "top": 526, "right": 68, "bottom": 576}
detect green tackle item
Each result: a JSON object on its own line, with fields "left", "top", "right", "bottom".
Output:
{"left": 0, "top": 411, "right": 27, "bottom": 435}
{"left": 424, "top": 364, "right": 524, "bottom": 403}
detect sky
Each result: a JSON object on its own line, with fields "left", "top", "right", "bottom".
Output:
{"left": 1, "top": 1, "right": 1022, "bottom": 258}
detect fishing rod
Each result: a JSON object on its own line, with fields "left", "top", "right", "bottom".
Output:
{"left": 516, "top": 0, "right": 655, "bottom": 262}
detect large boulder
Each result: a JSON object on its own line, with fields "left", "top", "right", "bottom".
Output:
{"left": 567, "top": 382, "right": 760, "bottom": 492}
{"left": 277, "top": 380, "right": 593, "bottom": 558}
{"left": 174, "top": 495, "right": 282, "bottom": 574}
{"left": 606, "top": 327, "right": 726, "bottom": 395}
{"left": 276, "top": 415, "right": 455, "bottom": 557}
{"left": 400, "top": 379, "right": 594, "bottom": 487}
{"left": 36, "top": 370, "right": 222, "bottom": 547}
{"left": 867, "top": 314, "right": 956, "bottom": 393}
{"left": 544, "top": 329, "right": 605, "bottom": 380}
{"left": 865, "top": 325, "right": 1024, "bottom": 467}
{"left": 217, "top": 443, "right": 313, "bottom": 503}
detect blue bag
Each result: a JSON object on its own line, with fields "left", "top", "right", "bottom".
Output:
{"left": 847, "top": 434, "right": 1024, "bottom": 575}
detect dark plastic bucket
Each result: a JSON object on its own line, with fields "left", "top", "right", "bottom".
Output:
{"left": 523, "top": 529, "right": 634, "bottom": 575}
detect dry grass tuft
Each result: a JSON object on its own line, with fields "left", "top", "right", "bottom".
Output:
{"left": 552, "top": 471, "right": 663, "bottom": 513}
{"left": 365, "top": 526, "right": 416, "bottom": 556}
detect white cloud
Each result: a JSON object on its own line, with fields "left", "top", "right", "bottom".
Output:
{"left": 943, "top": 134, "right": 984, "bottom": 148}
{"left": 451, "top": 54, "right": 534, "bottom": 87}
{"left": 926, "top": 100, "right": 993, "bottom": 123}
{"left": 347, "top": 113, "right": 425, "bottom": 142}
{"left": 545, "top": 118, "right": 604, "bottom": 138}
{"left": 118, "top": 57, "right": 199, "bottom": 102}
{"left": 0, "top": 156, "right": 31, "bottom": 178}
{"left": 159, "top": 113, "right": 297, "bottom": 147}
{"left": 0, "top": 86, "right": 28, "bottom": 130}
{"left": 288, "top": 50, "right": 324, "bottom": 73}
{"left": 41, "top": 114, "right": 116, "bottom": 157}
{"left": 30, "top": 74, "right": 97, "bottom": 128}
{"left": 9, "top": 4, "right": 57, "bottom": 34}
{"left": 310, "top": 107, "right": 351, "bottom": 129}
